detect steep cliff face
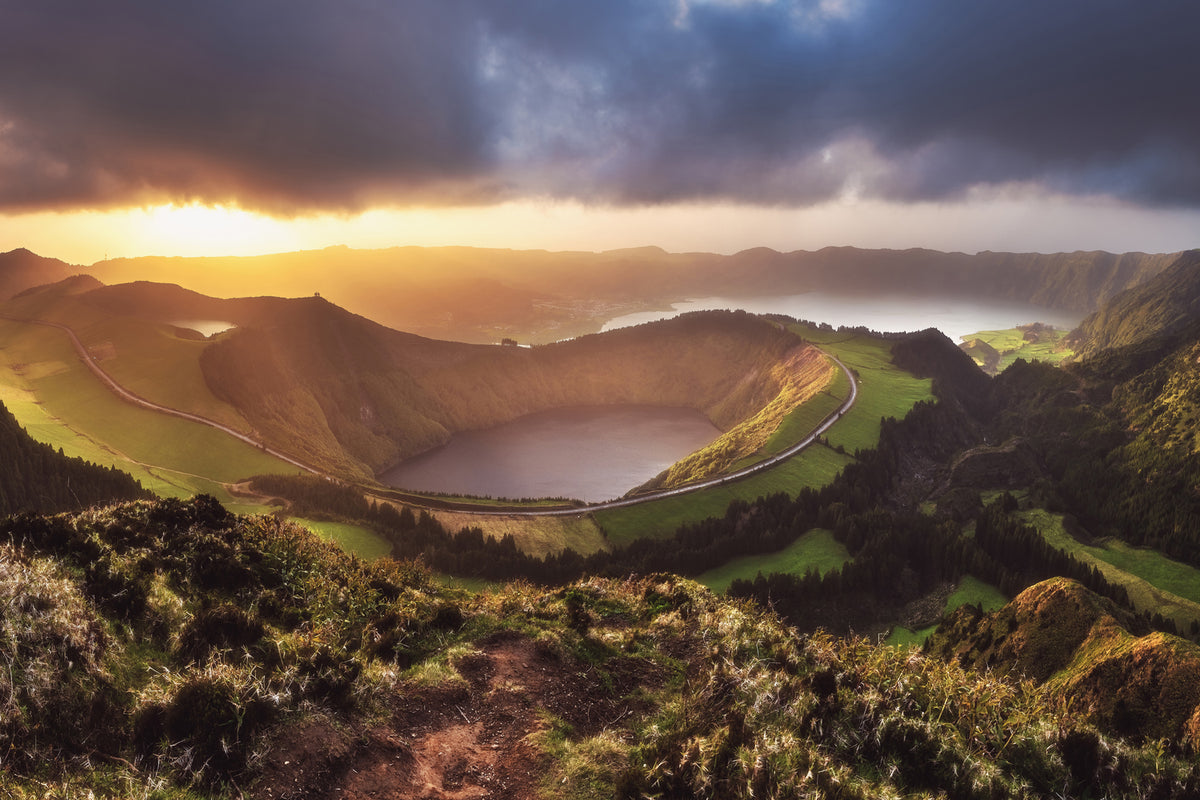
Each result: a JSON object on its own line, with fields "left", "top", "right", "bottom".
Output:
{"left": 1069, "top": 250, "right": 1200, "bottom": 359}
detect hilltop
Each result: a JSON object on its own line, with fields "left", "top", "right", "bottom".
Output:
{"left": 0, "top": 248, "right": 76, "bottom": 301}
{"left": 927, "top": 578, "right": 1200, "bottom": 747}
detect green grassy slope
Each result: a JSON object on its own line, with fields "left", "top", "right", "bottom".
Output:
{"left": 0, "top": 318, "right": 300, "bottom": 507}
{"left": 927, "top": 577, "right": 1200, "bottom": 748}
{"left": 1020, "top": 509, "right": 1200, "bottom": 632}
{"left": 696, "top": 527, "right": 849, "bottom": 593}
{"left": 596, "top": 324, "right": 931, "bottom": 543}
{"left": 961, "top": 324, "right": 1074, "bottom": 375}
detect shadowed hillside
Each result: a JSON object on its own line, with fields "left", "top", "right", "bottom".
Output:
{"left": 0, "top": 248, "right": 76, "bottom": 301}
{"left": 927, "top": 578, "right": 1200, "bottom": 747}
{"left": 1069, "top": 249, "right": 1200, "bottom": 361}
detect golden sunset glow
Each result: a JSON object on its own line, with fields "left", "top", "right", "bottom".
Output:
{"left": 6, "top": 195, "right": 1200, "bottom": 268}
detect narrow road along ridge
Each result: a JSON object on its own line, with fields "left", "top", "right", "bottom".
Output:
{"left": 4, "top": 315, "right": 857, "bottom": 517}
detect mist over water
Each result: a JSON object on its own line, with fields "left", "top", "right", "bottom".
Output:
{"left": 601, "top": 293, "right": 1081, "bottom": 342}
{"left": 380, "top": 405, "right": 721, "bottom": 502}
{"left": 169, "top": 319, "right": 236, "bottom": 337}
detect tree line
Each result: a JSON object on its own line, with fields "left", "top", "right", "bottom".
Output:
{"left": 0, "top": 401, "right": 147, "bottom": 516}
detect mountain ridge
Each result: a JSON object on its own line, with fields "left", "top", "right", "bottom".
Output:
{"left": 927, "top": 577, "right": 1200, "bottom": 747}
{"left": 75, "top": 244, "right": 1182, "bottom": 342}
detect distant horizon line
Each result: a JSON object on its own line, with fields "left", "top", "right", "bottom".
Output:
{"left": 5, "top": 241, "right": 1192, "bottom": 268}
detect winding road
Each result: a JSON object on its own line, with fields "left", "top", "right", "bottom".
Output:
{"left": 0, "top": 314, "right": 319, "bottom": 474}
{"left": 431, "top": 352, "right": 858, "bottom": 517}
{"left": 3, "top": 314, "right": 857, "bottom": 517}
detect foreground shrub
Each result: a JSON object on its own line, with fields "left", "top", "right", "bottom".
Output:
{"left": 135, "top": 665, "right": 277, "bottom": 785}
{"left": 0, "top": 544, "right": 113, "bottom": 763}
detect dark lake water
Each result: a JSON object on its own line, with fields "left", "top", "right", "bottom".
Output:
{"left": 380, "top": 405, "right": 721, "bottom": 502}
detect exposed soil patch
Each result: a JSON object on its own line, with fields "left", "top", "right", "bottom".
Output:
{"left": 250, "top": 631, "right": 659, "bottom": 800}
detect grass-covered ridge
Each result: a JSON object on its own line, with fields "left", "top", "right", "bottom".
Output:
{"left": 3, "top": 498, "right": 1199, "bottom": 799}
{"left": 927, "top": 577, "right": 1200, "bottom": 748}
{"left": 595, "top": 322, "right": 931, "bottom": 543}
{"left": 639, "top": 344, "right": 835, "bottom": 489}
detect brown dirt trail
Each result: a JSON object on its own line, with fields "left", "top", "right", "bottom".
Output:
{"left": 251, "top": 631, "right": 653, "bottom": 800}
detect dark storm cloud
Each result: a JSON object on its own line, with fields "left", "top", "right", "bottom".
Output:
{"left": 0, "top": 0, "right": 1198, "bottom": 212}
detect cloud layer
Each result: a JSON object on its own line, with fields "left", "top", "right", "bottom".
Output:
{"left": 1, "top": 0, "right": 1197, "bottom": 213}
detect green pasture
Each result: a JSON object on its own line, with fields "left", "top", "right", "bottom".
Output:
{"left": 886, "top": 575, "right": 1007, "bottom": 646}
{"left": 946, "top": 575, "right": 1009, "bottom": 611}
{"left": 1020, "top": 508, "right": 1200, "bottom": 631}
{"left": 77, "top": 316, "right": 251, "bottom": 433}
{"left": 962, "top": 327, "right": 1073, "bottom": 373}
{"left": 758, "top": 368, "right": 849, "bottom": 456}
{"left": 597, "top": 326, "right": 930, "bottom": 545}
{"left": 429, "top": 509, "right": 610, "bottom": 558}
{"left": 0, "top": 319, "right": 299, "bottom": 506}
{"left": 696, "top": 528, "right": 850, "bottom": 594}
{"left": 292, "top": 517, "right": 393, "bottom": 561}
{"left": 887, "top": 625, "right": 937, "bottom": 647}
{"left": 597, "top": 444, "right": 852, "bottom": 545}
{"left": 793, "top": 325, "right": 935, "bottom": 455}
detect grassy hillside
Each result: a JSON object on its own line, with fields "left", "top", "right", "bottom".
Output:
{"left": 961, "top": 323, "right": 1073, "bottom": 375}
{"left": 641, "top": 345, "right": 834, "bottom": 489}
{"left": 595, "top": 324, "right": 932, "bottom": 542}
{"left": 0, "top": 316, "right": 301, "bottom": 509}
{"left": 696, "top": 527, "right": 849, "bottom": 593}
{"left": 2, "top": 279, "right": 832, "bottom": 497}
{"left": 928, "top": 578, "right": 1200, "bottom": 747}
{"left": 2, "top": 497, "right": 1197, "bottom": 799}
{"left": 0, "top": 395, "right": 146, "bottom": 515}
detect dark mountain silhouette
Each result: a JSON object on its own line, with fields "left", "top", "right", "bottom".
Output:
{"left": 0, "top": 248, "right": 76, "bottom": 300}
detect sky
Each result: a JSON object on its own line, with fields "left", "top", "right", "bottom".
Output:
{"left": 2, "top": 0, "right": 1199, "bottom": 264}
